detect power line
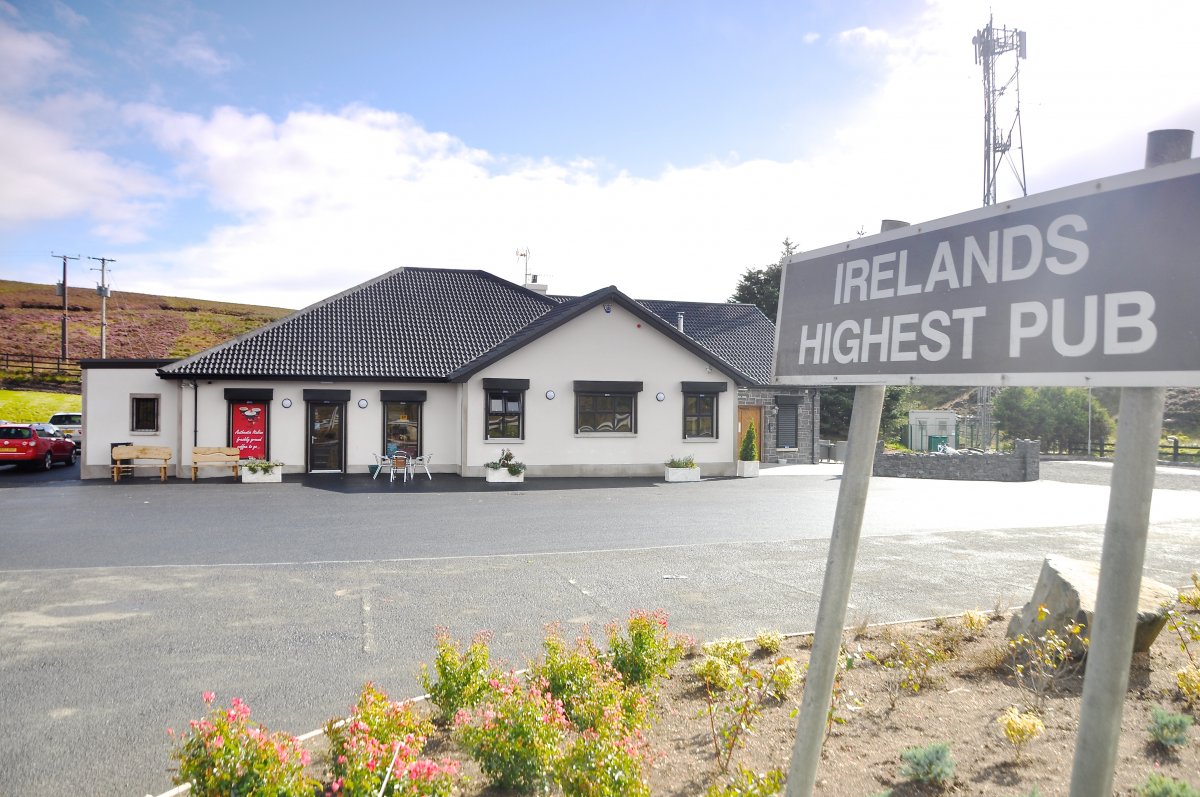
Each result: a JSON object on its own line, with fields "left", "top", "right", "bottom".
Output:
{"left": 51, "top": 253, "right": 80, "bottom": 360}
{"left": 88, "top": 256, "right": 115, "bottom": 358}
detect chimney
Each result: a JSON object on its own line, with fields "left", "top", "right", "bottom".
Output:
{"left": 524, "top": 274, "right": 549, "bottom": 294}
{"left": 676, "top": 311, "right": 685, "bottom": 332}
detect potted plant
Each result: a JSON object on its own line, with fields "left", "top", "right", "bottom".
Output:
{"left": 485, "top": 448, "right": 526, "bottom": 483}
{"left": 737, "top": 422, "right": 760, "bottom": 478}
{"left": 240, "top": 458, "right": 284, "bottom": 483}
{"left": 664, "top": 454, "right": 700, "bottom": 482}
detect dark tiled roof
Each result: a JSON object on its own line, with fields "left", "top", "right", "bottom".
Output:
{"left": 638, "top": 300, "right": 776, "bottom": 384}
{"left": 448, "top": 287, "right": 758, "bottom": 385}
{"left": 159, "top": 268, "right": 775, "bottom": 385}
{"left": 161, "top": 268, "right": 557, "bottom": 379}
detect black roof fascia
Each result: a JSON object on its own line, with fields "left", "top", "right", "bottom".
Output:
{"left": 446, "top": 287, "right": 757, "bottom": 385}
{"left": 157, "top": 372, "right": 451, "bottom": 383}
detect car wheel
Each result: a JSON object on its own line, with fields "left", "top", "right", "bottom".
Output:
{"left": 41, "top": 451, "right": 53, "bottom": 471}
{"left": 67, "top": 448, "right": 78, "bottom": 466}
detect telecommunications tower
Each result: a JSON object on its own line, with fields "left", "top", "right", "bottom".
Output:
{"left": 973, "top": 17, "right": 1027, "bottom": 206}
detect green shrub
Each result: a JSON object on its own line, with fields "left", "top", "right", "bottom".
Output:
{"left": 420, "top": 627, "right": 496, "bottom": 723}
{"left": 556, "top": 726, "right": 651, "bottom": 797}
{"left": 530, "top": 626, "right": 649, "bottom": 733}
{"left": 898, "top": 742, "right": 955, "bottom": 788}
{"left": 665, "top": 454, "right": 697, "bottom": 469}
{"left": 606, "top": 608, "right": 688, "bottom": 689}
{"left": 1140, "top": 773, "right": 1200, "bottom": 797}
{"left": 739, "top": 422, "right": 758, "bottom": 461}
{"left": 768, "top": 658, "right": 804, "bottom": 699}
{"left": 454, "top": 672, "right": 569, "bottom": 793}
{"left": 706, "top": 765, "right": 785, "bottom": 796}
{"left": 703, "top": 638, "right": 751, "bottom": 667}
{"left": 324, "top": 683, "right": 459, "bottom": 797}
{"left": 692, "top": 656, "right": 737, "bottom": 691}
{"left": 170, "top": 693, "right": 315, "bottom": 797}
{"left": 1149, "top": 706, "right": 1194, "bottom": 749}
{"left": 754, "top": 629, "right": 783, "bottom": 654}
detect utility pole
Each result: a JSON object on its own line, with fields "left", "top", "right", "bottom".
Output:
{"left": 51, "top": 253, "right": 79, "bottom": 360}
{"left": 88, "top": 256, "right": 114, "bottom": 358}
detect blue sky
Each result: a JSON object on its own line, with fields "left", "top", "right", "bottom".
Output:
{"left": 2, "top": 0, "right": 1198, "bottom": 309}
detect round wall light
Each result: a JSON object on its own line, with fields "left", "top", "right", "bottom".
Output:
{"left": 545, "top": 389, "right": 556, "bottom": 400}
{"left": 281, "top": 398, "right": 293, "bottom": 408}
{"left": 655, "top": 392, "right": 666, "bottom": 402}
{"left": 358, "top": 398, "right": 369, "bottom": 409}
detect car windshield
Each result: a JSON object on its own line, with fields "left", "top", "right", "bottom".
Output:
{"left": 50, "top": 414, "right": 81, "bottom": 425}
{"left": 0, "top": 427, "right": 33, "bottom": 439}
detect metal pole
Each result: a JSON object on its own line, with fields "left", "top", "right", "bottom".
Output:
{"left": 786, "top": 219, "right": 901, "bottom": 797}
{"left": 1067, "top": 128, "right": 1192, "bottom": 797}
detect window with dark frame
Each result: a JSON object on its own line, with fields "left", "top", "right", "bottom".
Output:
{"left": 131, "top": 395, "right": 160, "bottom": 432}
{"left": 486, "top": 390, "right": 524, "bottom": 439}
{"left": 683, "top": 393, "right": 718, "bottom": 438}
{"left": 576, "top": 393, "right": 636, "bottom": 433}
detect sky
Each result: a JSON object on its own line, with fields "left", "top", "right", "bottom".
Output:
{"left": 1, "top": 0, "right": 1198, "bottom": 311}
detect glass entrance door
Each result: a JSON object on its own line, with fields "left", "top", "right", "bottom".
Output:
{"left": 308, "top": 402, "right": 344, "bottom": 472}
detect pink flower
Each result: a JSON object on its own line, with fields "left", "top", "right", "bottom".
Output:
{"left": 201, "top": 691, "right": 215, "bottom": 705}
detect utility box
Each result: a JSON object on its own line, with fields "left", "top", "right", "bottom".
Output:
{"left": 908, "top": 410, "right": 958, "bottom": 452}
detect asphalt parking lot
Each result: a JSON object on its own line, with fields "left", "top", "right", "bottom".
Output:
{"left": 1, "top": 461, "right": 1198, "bottom": 795}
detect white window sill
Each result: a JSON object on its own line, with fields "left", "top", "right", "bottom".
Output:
{"left": 485, "top": 439, "right": 524, "bottom": 445}
{"left": 130, "top": 430, "right": 159, "bottom": 435}
{"left": 574, "top": 432, "right": 637, "bottom": 438}
{"left": 682, "top": 437, "right": 720, "bottom": 443}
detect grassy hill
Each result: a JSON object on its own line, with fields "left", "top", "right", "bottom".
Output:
{"left": 0, "top": 280, "right": 292, "bottom": 391}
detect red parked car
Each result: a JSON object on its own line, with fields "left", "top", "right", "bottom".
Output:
{"left": 0, "top": 423, "right": 78, "bottom": 470}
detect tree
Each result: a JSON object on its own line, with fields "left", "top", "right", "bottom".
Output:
{"left": 728, "top": 238, "right": 797, "bottom": 322}
{"left": 993, "top": 386, "right": 1114, "bottom": 452}
{"left": 820, "top": 385, "right": 912, "bottom": 442}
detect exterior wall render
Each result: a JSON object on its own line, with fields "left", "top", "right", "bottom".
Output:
{"left": 80, "top": 366, "right": 182, "bottom": 479}
{"left": 464, "top": 302, "right": 740, "bottom": 477}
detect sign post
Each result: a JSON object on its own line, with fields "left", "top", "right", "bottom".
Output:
{"left": 1067, "top": 128, "right": 1193, "bottom": 797}
{"left": 775, "top": 131, "right": 1196, "bottom": 796}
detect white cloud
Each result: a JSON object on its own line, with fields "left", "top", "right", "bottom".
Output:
{"left": 802, "top": 32, "right": 820, "bottom": 45}
{"left": 0, "top": 107, "right": 165, "bottom": 241}
{"left": 0, "top": 20, "right": 70, "bottom": 95}
{"left": 6, "top": 0, "right": 1200, "bottom": 311}
{"left": 169, "top": 31, "right": 231, "bottom": 75}
{"left": 51, "top": 1, "right": 88, "bottom": 30}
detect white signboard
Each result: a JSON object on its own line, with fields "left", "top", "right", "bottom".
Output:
{"left": 774, "top": 158, "right": 1200, "bottom": 386}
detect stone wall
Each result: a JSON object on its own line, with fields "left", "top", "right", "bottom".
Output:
{"left": 738, "top": 387, "right": 820, "bottom": 464}
{"left": 872, "top": 439, "right": 1040, "bottom": 481}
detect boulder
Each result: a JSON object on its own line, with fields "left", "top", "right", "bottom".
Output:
{"left": 1006, "top": 555, "right": 1177, "bottom": 657}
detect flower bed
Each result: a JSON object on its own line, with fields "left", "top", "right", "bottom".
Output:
{"left": 166, "top": 586, "right": 1200, "bottom": 797}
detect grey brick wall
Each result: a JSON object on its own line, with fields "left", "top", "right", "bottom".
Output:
{"left": 737, "top": 387, "right": 819, "bottom": 464}
{"left": 872, "top": 439, "right": 1040, "bottom": 481}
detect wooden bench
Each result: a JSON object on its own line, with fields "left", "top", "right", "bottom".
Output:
{"left": 190, "top": 446, "right": 242, "bottom": 480}
{"left": 111, "top": 445, "right": 173, "bottom": 482}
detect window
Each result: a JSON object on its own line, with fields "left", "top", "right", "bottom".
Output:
{"left": 130, "top": 395, "right": 160, "bottom": 432}
{"left": 482, "top": 379, "right": 528, "bottom": 440}
{"left": 681, "top": 381, "right": 725, "bottom": 439}
{"left": 576, "top": 393, "right": 636, "bottom": 433}
{"left": 683, "top": 394, "right": 717, "bottom": 438}
{"left": 384, "top": 400, "right": 421, "bottom": 456}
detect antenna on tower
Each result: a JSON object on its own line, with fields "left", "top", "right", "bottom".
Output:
{"left": 973, "top": 16, "right": 1027, "bottom": 206}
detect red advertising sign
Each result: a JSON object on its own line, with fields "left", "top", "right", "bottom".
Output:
{"left": 231, "top": 402, "right": 268, "bottom": 459}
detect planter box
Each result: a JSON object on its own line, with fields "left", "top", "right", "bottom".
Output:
{"left": 485, "top": 468, "right": 525, "bottom": 483}
{"left": 664, "top": 466, "right": 700, "bottom": 483}
{"left": 737, "top": 460, "right": 760, "bottom": 478}
{"left": 240, "top": 466, "right": 282, "bottom": 483}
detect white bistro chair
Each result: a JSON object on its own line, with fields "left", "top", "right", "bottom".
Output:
{"left": 408, "top": 453, "right": 432, "bottom": 480}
